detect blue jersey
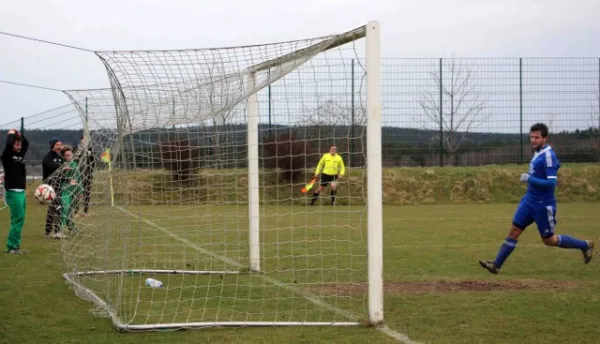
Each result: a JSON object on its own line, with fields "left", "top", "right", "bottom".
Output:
{"left": 525, "top": 145, "right": 559, "bottom": 203}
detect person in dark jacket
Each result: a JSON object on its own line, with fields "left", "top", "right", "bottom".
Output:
{"left": 42, "top": 138, "right": 65, "bottom": 239}
{"left": 73, "top": 135, "right": 95, "bottom": 216}
{"left": 1, "top": 129, "right": 29, "bottom": 253}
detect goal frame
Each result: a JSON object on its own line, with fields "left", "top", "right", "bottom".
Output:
{"left": 62, "top": 20, "right": 383, "bottom": 330}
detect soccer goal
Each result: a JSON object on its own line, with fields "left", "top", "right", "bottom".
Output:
{"left": 61, "top": 21, "right": 382, "bottom": 331}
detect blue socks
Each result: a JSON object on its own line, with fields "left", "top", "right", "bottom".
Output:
{"left": 493, "top": 237, "right": 517, "bottom": 269}
{"left": 491, "top": 235, "right": 588, "bottom": 270}
{"left": 557, "top": 235, "right": 589, "bottom": 250}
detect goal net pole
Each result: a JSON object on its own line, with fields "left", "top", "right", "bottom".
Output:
{"left": 365, "top": 20, "right": 383, "bottom": 325}
{"left": 245, "top": 25, "right": 371, "bottom": 275}
{"left": 247, "top": 25, "right": 367, "bottom": 74}
{"left": 246, "top": 72, "right": 261, "bottom": 272}
{"left": 242, "top": 24, "right": 372, "bottom": 277}
{"left": 64, "top": 90, "right": 116, "bottom": 206}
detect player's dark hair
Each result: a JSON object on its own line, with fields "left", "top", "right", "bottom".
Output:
{"left": 530, "top": 123, "right": 549, "bottom": 137}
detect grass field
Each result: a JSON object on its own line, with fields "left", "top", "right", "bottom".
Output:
{"left": 107, "top": 163, "right": 600, "bottom": 205}
{"left": 1, "top": 199, "right": 599, "bottom": 344}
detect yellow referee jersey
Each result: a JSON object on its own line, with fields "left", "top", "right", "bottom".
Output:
{"left": 314, "top": 153, "right": 345, "bottom": 176}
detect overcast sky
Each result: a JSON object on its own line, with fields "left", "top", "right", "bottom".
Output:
{"left": 1, "top": 0, "right": 600, "bottom": 131}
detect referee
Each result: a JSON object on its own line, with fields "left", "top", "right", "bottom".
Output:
{"left": 309, "top": 145, "right": 345, "bottom": 206}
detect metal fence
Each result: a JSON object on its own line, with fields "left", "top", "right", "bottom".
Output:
{"left": 1, "top": 57, "right": 599, "bottom": 170}
{"left": 377, "top": 57, "right": 600, "bottom": 166}
{"left": 261, "top": 57, "right": 600, "bottom": 167}
{"left": 0, "top": 104, "right": 83, "bottom": 178}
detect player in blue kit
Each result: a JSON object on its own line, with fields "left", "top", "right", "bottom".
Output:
{"left": 479, "top": 123, "right": 594, "bottom": 274}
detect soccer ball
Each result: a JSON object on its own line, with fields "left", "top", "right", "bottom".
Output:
{"left": 34, "top": 184, "right": 56, "bottom": 204}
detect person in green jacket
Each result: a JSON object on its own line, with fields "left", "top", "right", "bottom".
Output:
{"left": 59, "top": 146, "right": 82, "bottom": 234}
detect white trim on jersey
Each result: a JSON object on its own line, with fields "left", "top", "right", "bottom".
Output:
{"left": 544, "top": 149, "right": 553, "bottom": 167}
{"left": 546, "top": 205, "right": 555, "bottom": 231}
{"left": 530, "top": 145, "right": 552, "bottom": 163}
{"left": 530, "top": 145, "right": 558, "bottom": 180}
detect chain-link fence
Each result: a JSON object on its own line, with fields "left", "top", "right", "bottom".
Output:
{"left": 263, "top": 57, "right": 600, "bottom": 167}
{"left": 378, "top": 57, "right": 600, "bottom": 166}
{"left": 0, "top": 103, "right": 83, "bottom": 179}
{"left": 1, "top": 57, "right": 599, "bottom": 172}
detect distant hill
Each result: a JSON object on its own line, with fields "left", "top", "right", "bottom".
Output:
{"left": 2, "top": 125, "right": 597, "bottom": 171}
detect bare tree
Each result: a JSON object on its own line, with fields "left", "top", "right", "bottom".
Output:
{"left": 300, "top": 98, "right": 366, "bottom": 166}
{"left": 592, "top": 85, "right": 600, "bottom": 129}
{"left": 418, "top": 53, "right": 487, "bottom": 165}
{"left": 591, "top": 85, "right": 600, "bottom": 158}
{"left": 200, "top": 66, "right": 240, "bottom": 170}
{"left": 302, "top": 98, "right": 366, "bottom": 127}
{"left": 546, "top": 111, "right": 559, "bottom": 133}
{"left": 208, "top": 110, "right": 236, "bottom": 169}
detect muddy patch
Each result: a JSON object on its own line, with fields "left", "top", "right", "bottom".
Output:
{"left": 308, "top": 279, "right": 582, "bottom": 295}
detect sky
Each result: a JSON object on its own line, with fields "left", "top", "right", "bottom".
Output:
{"left": 1, "top": 0, "right": 600, "bottom": 132}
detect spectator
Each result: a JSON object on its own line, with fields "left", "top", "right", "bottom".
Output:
{"left": 59, "top": 146, "right": 82, "bottom": 233}
{"left": 73, "top": 135, "right": 95, "bottom": 216}
{"left": 1, "top": 129, "right": 29, "bottom": 253}
{"left": 42, "top": 138, "right": 65, "bottom": 239}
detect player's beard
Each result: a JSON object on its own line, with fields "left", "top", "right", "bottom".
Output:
{"left": 531, "top": 143, "right": 544, "bottom": 152}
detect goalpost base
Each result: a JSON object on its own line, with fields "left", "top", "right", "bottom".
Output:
{"left": 63, "top": 271, "right": 361, "bottom": 332}
{"left": 115, "top": 321, "right": 361, "bottom": 332}
{"left": 64, "top": 269, "right": 243, "bottom": 276}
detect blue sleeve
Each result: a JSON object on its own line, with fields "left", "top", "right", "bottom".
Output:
{"left": 528, "top": 176, "right": 556, "bottom": 189}
{"left": 529, "top": 151, "right": 558, "bottom": 189}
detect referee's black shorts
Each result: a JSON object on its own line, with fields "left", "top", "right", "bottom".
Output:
{"left": 319, "top": 173, "right": 337, "bottom": 186}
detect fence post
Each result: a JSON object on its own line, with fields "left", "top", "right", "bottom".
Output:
{"left": 20, "top": 117, "right": 24, "bottom": 135}
{"left": 268, "top": 85, "right": 272, "bottom": 136}
{"left": 351, "top": 58, "right": 355, "bottom": 167}
{"left": 172, "top": 97, "right": 176, "bottom": 142}
{"left": 439, "top": 58, "right": 443, "bottom": 167}
{"left": 519, "top": 58, "right": 523, "bottom": 164}
{"left": 85, "top": 97, "right": 89, "bottom": 125}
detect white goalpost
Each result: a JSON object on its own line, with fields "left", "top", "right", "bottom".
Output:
{"left": 60, "top": 21, "right": 382, "bottom": 331}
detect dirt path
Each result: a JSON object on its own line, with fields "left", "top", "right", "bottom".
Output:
{"left": 309, "top": 279, "right": 585, "bottom": 295}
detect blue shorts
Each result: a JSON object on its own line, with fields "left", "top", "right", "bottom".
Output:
{"left": 512, "top": 197, "right": 557, "bottom": 238}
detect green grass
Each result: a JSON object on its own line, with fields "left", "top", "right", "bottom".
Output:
{"left": 2, "top": 200, "right": 600, "bottom": 344}
{"left": 99, "top": 163, "right": 600, "bottom": 205}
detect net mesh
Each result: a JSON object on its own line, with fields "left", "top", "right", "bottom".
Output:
{"left": 59, "top": 26, "right": 371, "bottom": 329}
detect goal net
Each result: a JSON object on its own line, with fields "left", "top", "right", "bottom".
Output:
{"left": 60, "top": 21, "right": 382, "bottom": 331}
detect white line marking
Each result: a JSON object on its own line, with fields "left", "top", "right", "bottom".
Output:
{"left": 117, "top": 207, "right": 417, "bottom": 343}
{"left": 388, "top": 243, "right": 553, "bottom": 249}
{"left": 395, "top": 215, "right": 591, "bottom": 222}
{"left": 379, "top": 326, "right": 423, "bottom": 344}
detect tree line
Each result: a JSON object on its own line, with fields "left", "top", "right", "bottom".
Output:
{"left": 7, "top": 125, "right": 598, "bottom": 183}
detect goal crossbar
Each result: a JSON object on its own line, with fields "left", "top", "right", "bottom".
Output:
{"left": 83, "top": 24, "right": 368, "bottom": 135}
{"left": 247, "top": 25, "right": 367, "bottom": 73}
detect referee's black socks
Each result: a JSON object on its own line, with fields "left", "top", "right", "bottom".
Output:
{"left": 310, "top": 192, "right": 319, "bottom": 205}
